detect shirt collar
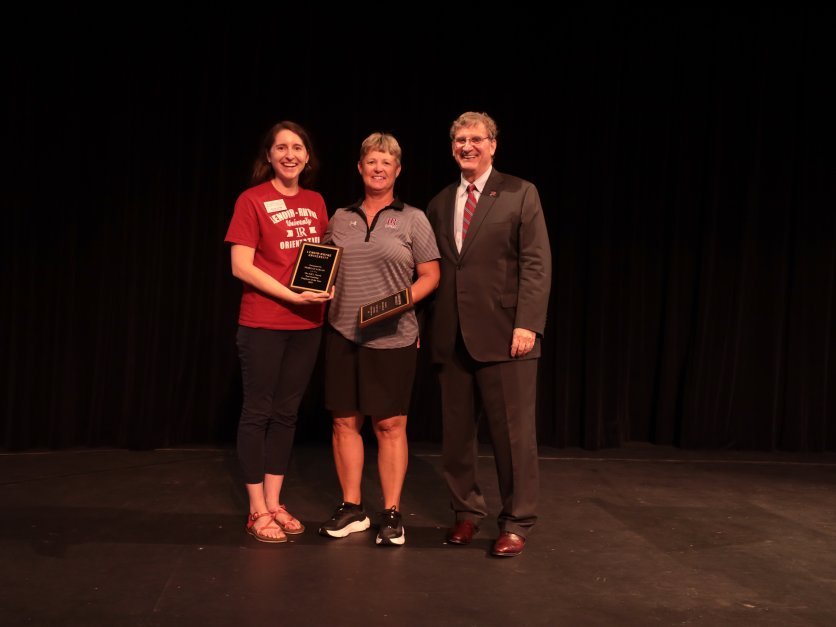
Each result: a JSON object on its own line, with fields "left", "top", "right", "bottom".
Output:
{"left": 460, "top": 166, "right": 493, "bottom": 194}
{"left": 346, "top": 197, "right": 405, "bottom": 213}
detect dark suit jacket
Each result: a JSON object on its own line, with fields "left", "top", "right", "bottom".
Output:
{"left": 426, "top": 169, "right": 552, "bottom": 364}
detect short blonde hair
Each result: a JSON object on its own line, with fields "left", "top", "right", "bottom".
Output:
{"left": 359, "top": 132, "right": 402, "bottom": 164}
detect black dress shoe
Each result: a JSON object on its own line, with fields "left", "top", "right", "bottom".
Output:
{"left": 446, "top": 520, "right": 478, "bottom": 545}
{"left": 491, "top": 531, "right": 525, "bottom": 557}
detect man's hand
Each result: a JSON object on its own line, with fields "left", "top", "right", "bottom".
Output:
{"left": 510, "top": 327, "right": 537, "bottom": 358}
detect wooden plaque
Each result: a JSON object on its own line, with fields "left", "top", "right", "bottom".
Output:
{"left": 289, "top": 242, "right": 342, "bottom": 294}
{"left": 358, "top": 288, "right": 413, "bottom": 328}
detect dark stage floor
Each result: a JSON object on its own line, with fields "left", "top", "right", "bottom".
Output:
{"left": 2, "top": 442, "right": 835, "bottom": 626}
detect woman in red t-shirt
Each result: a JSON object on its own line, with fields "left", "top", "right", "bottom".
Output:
{"left": 225, "top": 121, "right": 333, "bottom": 543}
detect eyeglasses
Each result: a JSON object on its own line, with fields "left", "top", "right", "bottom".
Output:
{"left": 453, "top": 136, "right": 493, "bottom": 147}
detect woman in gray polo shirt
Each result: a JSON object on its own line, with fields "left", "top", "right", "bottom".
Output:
{"left": 318, "top": 132, "right": 440, "bottom": 546}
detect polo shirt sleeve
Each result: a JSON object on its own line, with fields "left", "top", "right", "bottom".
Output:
{"left": 411, "top": 211, "right": 441, "bottom": 264}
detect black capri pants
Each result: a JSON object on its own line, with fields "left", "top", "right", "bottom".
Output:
{"left": 236, "top": 325, "right": 322, "bottom": 483}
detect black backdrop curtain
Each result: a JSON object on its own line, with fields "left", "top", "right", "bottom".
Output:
{"left": 2, "top": 7, "right": 833, "bottom": 451}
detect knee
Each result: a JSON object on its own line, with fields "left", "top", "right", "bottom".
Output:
{"left": 332, "top": 419, "right": 361, "bottom": 441}
{"left": 272, "top": 412, "right": 297, "bottom": 428}
{"left": 239, "top": 401, "right": 272, "bottom": 426}
{"left": 374, "top": 416, "right": 407, "bottom": 441}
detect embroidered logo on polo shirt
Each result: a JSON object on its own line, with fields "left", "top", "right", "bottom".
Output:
{"left": 385, "top": 218, "right": 399, "bottom": 229}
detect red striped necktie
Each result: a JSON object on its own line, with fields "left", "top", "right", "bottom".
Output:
{"left": 463, "top": 183, "right": 477, "bottom": 240}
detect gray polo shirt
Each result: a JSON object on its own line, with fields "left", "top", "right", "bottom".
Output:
{"left": 325, "top": 199, "right": 440, "bottom": 349}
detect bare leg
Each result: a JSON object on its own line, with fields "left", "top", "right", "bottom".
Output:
{"left": 332, "top": 412, "right": 365, "bottom": 504}
{"left": 373, "top": 414, "right": 408, "bottom": 510}
{"left": 263, "top": 473, "right": 285, "bottom": 512}
{"left": 263, "top": 473, "right": 304, "bottom": 532}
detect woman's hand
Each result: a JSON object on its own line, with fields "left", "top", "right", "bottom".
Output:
{"left": 292, "top": 287, "right": 334, "bottom": 305}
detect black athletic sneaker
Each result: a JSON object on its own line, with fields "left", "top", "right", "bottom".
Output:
{"left": 375, "top": 506, "right": 405, "bottom": 546}
{"left": 318, "top": 502, "right": 371, "bottom": 538}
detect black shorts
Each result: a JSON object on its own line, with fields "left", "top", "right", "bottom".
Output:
{"left": 324, "top": 326, "right": 417, "bottom": 417}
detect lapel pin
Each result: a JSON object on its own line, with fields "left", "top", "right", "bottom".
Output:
{"left": 489, "top": 191, "right": 497, "bottom": 197}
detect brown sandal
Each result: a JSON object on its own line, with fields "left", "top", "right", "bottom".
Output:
{"left": 246, "top": 512, "right": 288, "bottom": 543}
{"left": 271, "top": 505, "right": 305, "bottom": 535}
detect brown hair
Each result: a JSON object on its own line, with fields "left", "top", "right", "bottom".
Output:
{"left": 250, "top": 120, "right": 319, "bottom": 187}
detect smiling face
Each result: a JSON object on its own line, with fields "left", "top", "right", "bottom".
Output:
{"left": 268, "top": 129, "right": 309, "bottom": 185}
{"left": 451, "top": 121, "right": 496, "bottom": 181}
{"left": 357, "top": 149, "right": 401, "bottom": 195}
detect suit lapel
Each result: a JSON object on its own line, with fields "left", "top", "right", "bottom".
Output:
{"left": 442, "top": 184, "right": 459, "bottom": 258}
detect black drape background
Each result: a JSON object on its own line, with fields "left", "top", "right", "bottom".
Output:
{"left": 2, "top": 7, "right": 834, "bottom": 451}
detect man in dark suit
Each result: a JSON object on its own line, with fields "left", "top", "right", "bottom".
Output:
{"left": 426, "top": 111, "right": 552, "bottom": 557}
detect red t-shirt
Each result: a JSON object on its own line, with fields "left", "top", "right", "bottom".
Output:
{"left": 224, "top": 182, "right": 329, "bottom": 330}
